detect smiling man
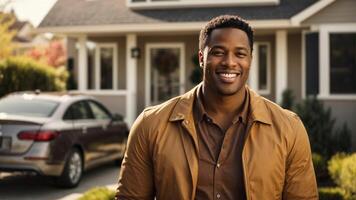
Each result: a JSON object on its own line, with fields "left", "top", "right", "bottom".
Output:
{"left": 116, "top": 15, "right": 318, "bottom": 200}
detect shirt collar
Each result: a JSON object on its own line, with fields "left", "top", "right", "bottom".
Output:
{"left": 193, "top": 85, "right": 250, "bottom": 125}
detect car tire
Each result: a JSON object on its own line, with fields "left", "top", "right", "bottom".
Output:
{"left": 56, "top": 148, "right": 83, "bottom": 188}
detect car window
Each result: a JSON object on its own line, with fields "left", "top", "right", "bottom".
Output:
{"left": 0, "top": 96, "right": 59, "bottom": 117}
{"left": 88, "top": 101, "right": 111, "bottom": 120}
{"left": 63, "top": 101, "right": 94, "bottom": 120}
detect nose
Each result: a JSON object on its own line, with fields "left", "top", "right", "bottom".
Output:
{"left": 222, "top": 52, "right": 237, "bottom": 68}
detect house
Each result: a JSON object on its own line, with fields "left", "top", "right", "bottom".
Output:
{"left": 38, "top": 0, "right": 356, "bottom": 148}
{"left": 4, "top": 11, "right": 51, "bottom": 55}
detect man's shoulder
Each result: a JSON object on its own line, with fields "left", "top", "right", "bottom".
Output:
{"left": 253, "top": 93, "right": 301, "bottom": 126}
{"left": 142, "top": 96, "right": 181, "bottom": 119}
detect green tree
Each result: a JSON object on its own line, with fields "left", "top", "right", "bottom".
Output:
{"left": 0, "top": 1, "right": 16, "bottom": 59}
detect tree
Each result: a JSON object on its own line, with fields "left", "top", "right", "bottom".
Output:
{"left": 0, "top": 1, "right": 16, "bottom": 59}
{"left": 27, "top": 40, "right": 67, "bottom": 68}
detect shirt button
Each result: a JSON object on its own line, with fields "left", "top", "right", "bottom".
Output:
{"left": 217, "top": 163, "right": 221, "bottom": 168}
{"left": 217, "top": 193, "right": 221, "bottom": 199}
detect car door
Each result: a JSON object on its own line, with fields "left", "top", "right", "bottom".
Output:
{"left": 87, "top": 100, "right": 124, "bottom": 158}
{"left": 63, "top": 100, "right": 103, "bottom": 163}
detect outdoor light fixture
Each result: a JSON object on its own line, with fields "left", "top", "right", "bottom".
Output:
{"left": 131, "top": 47, "right": 141, "bottom": 58}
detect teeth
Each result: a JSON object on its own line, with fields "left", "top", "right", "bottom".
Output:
{"left": 220, "top": 73, "right": 237, "bottom": 78}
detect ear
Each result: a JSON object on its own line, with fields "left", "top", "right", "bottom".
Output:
{"left": 198, "top": 50, "right": 204, "bottom": 68}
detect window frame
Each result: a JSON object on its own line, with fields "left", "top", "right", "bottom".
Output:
{"left": 145, "top": 42, "right": 185, "bottom": 107}
{"left": 63, "top": 100, "right": 95, "bottom": 121}
{"left": 250, "top": 42, "right": 272, "bottom": 95}
{"left": 87, "top": 100, "right": 113, "bottom": 120}
{"left": 318, "top": 23, "right": 356, "bottom": 100}
{"left": 95, "top": 43, "right": 119, "bottom": 91}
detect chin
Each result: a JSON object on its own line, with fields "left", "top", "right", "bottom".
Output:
{"left": 216, "top": 85, "right": 244, "bottom": 96}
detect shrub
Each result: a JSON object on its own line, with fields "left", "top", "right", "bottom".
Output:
{"left": 281, "top": 89, "right": 295, "bottom": 110}
{"left": 295, "top": 96, "right": 351, "bottom": 158}
{"left": 339, "top": 154, "right": 356, "bottom": 199}
{"left": 328, "top": 153, "right": 356, "bottom": 200}
{"left": 328, "top": 153, "right": 348, "bottom": 186}
{"left": 319, "top": 187, "right": 345, "bottom": 200}
{"left": 78, "top": 187, "right": 115, "bottom": 200}
{"left": 0, "top": 56, "right": 68, "bottom": 97}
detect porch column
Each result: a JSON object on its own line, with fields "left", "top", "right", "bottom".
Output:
{"left": 249, "top": 43, "right": 258, "bottom": 91}
{"left": 126, "top": 34, "right": 137, "bottom": 127}
{"left": 275, "top": 30, "right": 288, "bottom": 104}
{"left": 78, "top": 35, "right": 88, "bottom": 91}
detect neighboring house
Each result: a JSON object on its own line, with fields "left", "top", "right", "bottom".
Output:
{"left": 38, "top": 0, "right": 356, "bottom": 148}
{"left": 6, "top": 11, "right": 50, "bottom": 55}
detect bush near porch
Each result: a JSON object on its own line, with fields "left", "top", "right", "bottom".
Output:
{"left": 0, "top": 56, "right": 68, "bottom": 97}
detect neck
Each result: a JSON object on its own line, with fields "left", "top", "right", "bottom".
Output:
{"left": 201, "top": 85, "right": 247, "bottom": 116}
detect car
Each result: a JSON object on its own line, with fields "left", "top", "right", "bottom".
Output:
{"left": 0, "top": 91, "right": 128, "bottom": 188}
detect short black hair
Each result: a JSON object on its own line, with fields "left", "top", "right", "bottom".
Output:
{"left": 199, "top": 15, "right": 254, "bottom": 53}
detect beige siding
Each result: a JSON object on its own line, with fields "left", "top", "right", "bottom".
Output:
{"left": 89, "top": 36, "right": 127, "bottom": 90}
{"left": 136, "top": 35, "right": 199, "bottom": 114}
{"left": 287, "top": 33, "right": 302, "bottom": 103}
{"left": 302, "top": 0, "right": 356, "bottom": 25}
{"left": 254, "top": 35, "right": 276, "bottom": 102}
{"left": 92, "top": 94, "right": 127, "bottom": 117}
{"left": 323, "top": 100, "right": 356, "bottom": 151}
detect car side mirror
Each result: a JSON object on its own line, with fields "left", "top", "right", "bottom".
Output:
{"left": 112, "top": 113, "right": 124, "bottom": 121}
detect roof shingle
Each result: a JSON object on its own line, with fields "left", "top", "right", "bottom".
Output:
{"left": 39, "top": 0, "right": 317, "bottom": 27}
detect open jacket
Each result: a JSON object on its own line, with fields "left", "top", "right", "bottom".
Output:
{"left": 116, "top": 85, "right": 318, "bottom": 200}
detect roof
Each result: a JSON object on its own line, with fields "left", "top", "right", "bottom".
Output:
{"left": 39, "top": 0, "right": 317, "bottom": 28}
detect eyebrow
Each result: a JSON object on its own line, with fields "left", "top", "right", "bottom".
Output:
{"left": 209, "top": 45, "right": 249, "bottom": 52}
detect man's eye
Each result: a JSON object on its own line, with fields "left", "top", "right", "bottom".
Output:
{"left": 211, "top": 50, "right": 224, "bottom": 56}
{"left": 236, "top": 52, "right": 246, "bottom": 58}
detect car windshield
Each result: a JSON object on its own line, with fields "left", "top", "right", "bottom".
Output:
{"left": 0, "top": 95, "right": 59, "bottom": 117}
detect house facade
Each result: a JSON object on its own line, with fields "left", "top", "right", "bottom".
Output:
{"left": 38, "top": 0, "right": 356, "bottom": 148}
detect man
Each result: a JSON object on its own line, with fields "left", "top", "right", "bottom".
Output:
{"left": 116, "top": 15, "right": 318, "bottom": 200}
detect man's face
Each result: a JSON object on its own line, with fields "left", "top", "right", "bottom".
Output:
{"left": 199, "top": 28, "right": 252, "bottom": 96}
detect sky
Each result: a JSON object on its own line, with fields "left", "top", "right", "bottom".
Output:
{"left": 1, "top": 0, "right": 57, "bottom": 27}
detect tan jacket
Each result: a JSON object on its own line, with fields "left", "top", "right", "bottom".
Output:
{"left": 117, "top": 85, "right": 318, "bottom": 200}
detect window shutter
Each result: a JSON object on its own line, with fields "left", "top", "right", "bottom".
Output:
{"left": 305, "top": 32, "right": 319, "bottom": 96}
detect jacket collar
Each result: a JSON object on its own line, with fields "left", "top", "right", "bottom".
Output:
{"left": 169, "top": 83, "right": 272, "bottom": 125}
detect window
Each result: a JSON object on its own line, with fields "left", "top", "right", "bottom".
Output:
{"left": 88, "top": 101, "right": 111, "bottom": 120}
{"left": 318, "top": 24, "right": 356, "bottom": 99}
{"left": 329, "top": 33, "right": 356, "bottom": 94}
{"left": 63, "top": 101, "right": 94, "bottom": 120}
{"left": 0, "top": 96, "right": 58, "bottom": 118}
{"left": 258, "top": 44, "right": 269, "bottom": 91}
{"left": 75, "top": 41, "right": 118, "bottom": 91}
{"left": 95, "top": 44, "right": 118, "bottom": 90}
{"left": 250, "top": 42, "right": 271, "bottom": 95}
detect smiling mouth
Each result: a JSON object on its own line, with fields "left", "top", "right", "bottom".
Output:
{"left": 216, "top": 72, "right": 241, "bottom": 83}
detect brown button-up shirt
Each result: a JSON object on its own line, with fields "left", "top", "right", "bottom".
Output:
{"left": 193, "top": 87, "right": 250, "bottom": 200}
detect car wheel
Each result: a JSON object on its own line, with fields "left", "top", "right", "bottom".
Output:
{"left": 56, "top": 148, "right": 83, "bottom": 188}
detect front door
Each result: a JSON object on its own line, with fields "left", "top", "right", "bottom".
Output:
{"left": 146, "top": 43, "right": 185, "bottom": 106}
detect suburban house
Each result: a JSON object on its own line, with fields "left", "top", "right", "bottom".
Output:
{"left": 4, "top": 11, "right": 51, "bottom": 55}
{"left": 38, "top": 0, "right": 356, "bottom": 148}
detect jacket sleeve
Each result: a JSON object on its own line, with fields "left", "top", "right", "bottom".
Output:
{"left": 116, "top": 112, "right": 155, "bottom": 200}
{"left": 282, "top": 116, "right": 318, "bottom": 200}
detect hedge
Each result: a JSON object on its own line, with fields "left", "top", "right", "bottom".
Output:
{"left": 0, "top": 56, "right": 68, "bottom": 97}
{"left": 328, "top": 153, "right": 356, "bottom": 200}
{"left": 78, "top": 187, "right": 115, "bottom": 200}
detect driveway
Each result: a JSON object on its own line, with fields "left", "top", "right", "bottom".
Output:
{"left": 0, "top": 163, "right": 120, "bottom": 200}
